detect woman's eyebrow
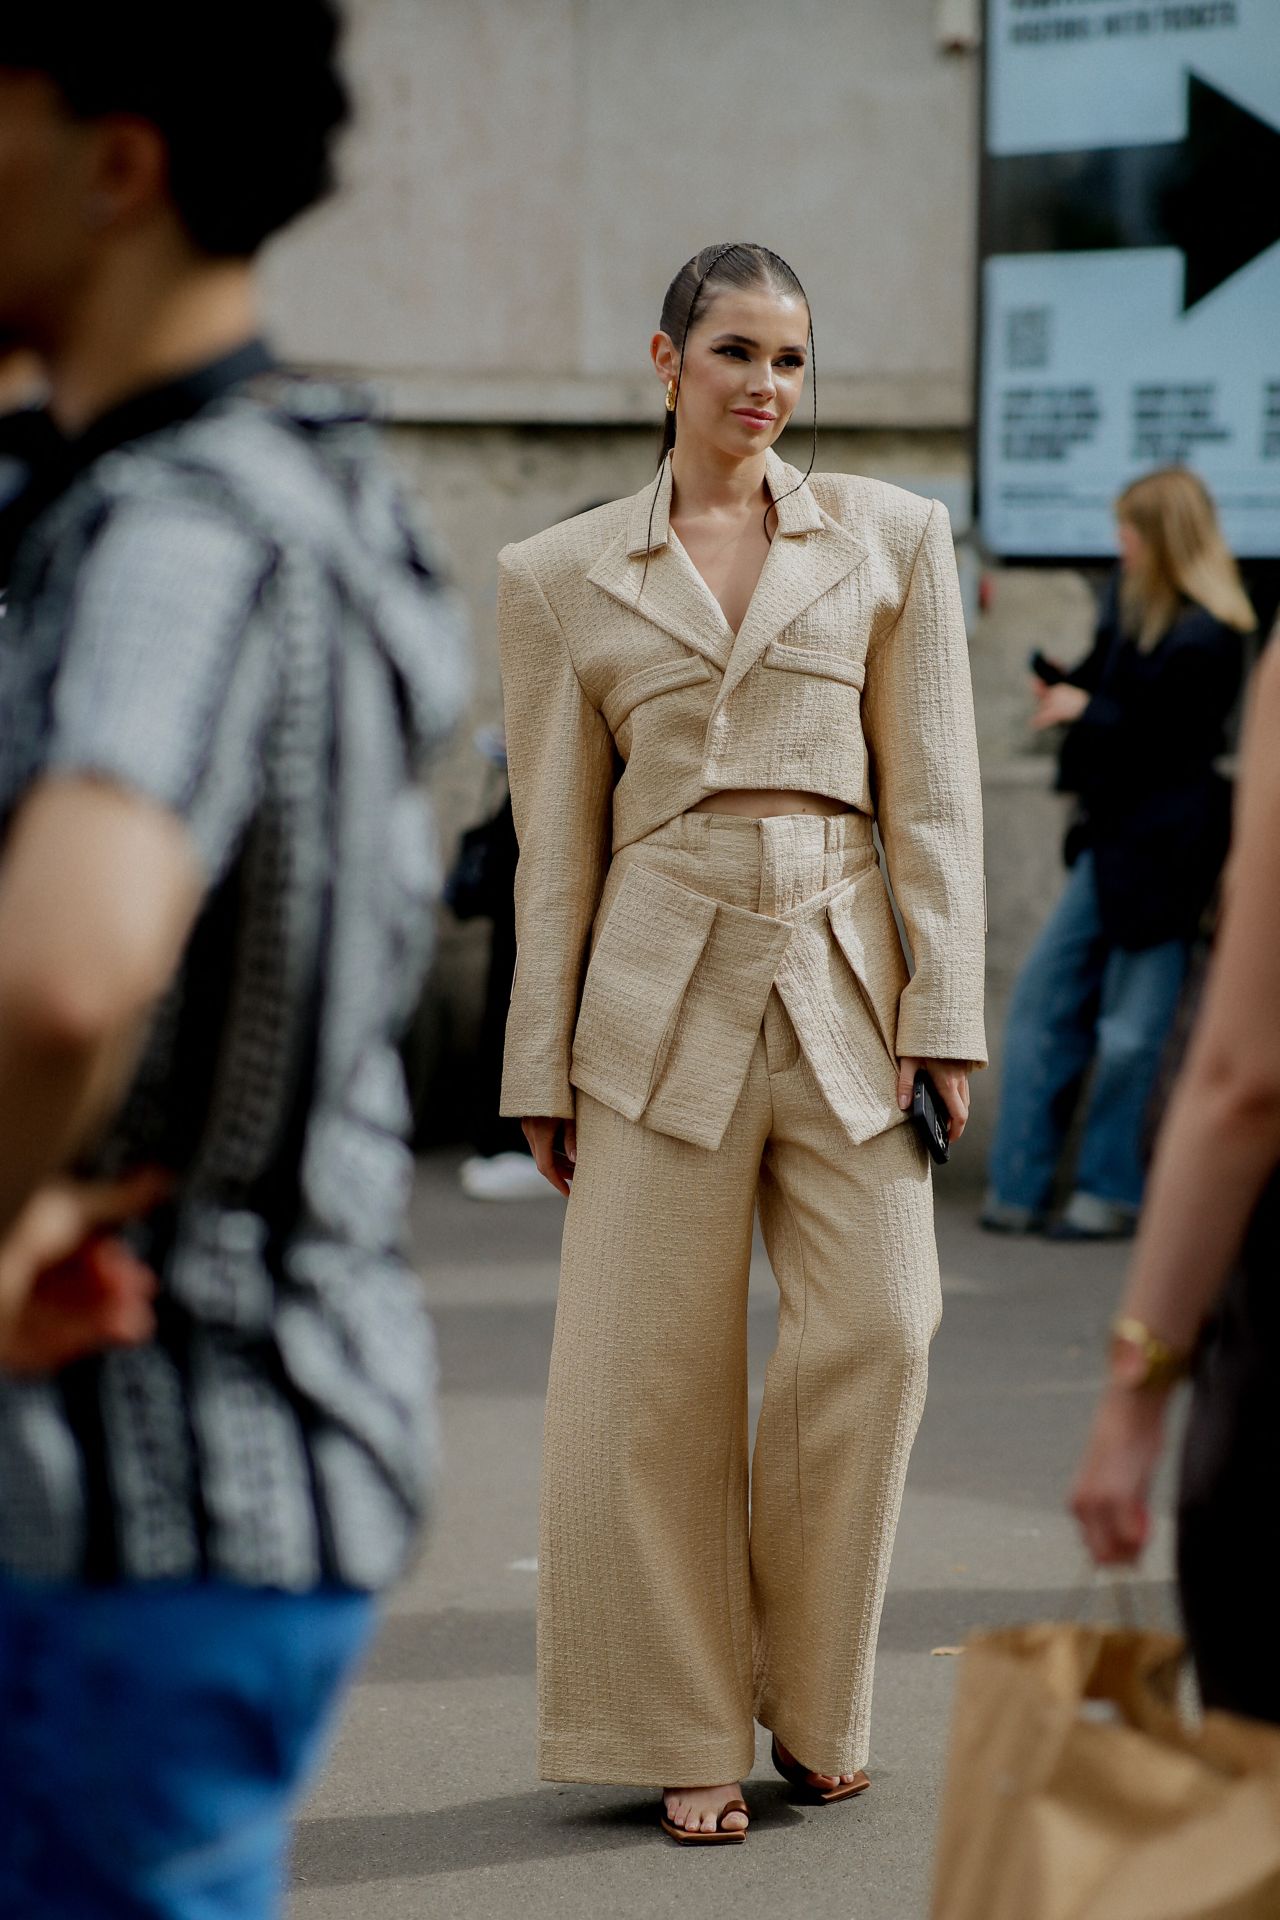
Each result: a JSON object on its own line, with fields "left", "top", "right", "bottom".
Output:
{"left": 711, "top": 332, "right": 807, "bottom": 354}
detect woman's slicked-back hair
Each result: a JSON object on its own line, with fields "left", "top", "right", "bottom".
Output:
{"left": 0, "top": 0, "right": 348, "bottom": 258}
{"left": 642, "top": 243, "right": 817, "bottom": 573}
{"left": 657, "top": 243, "right": 813, "bottom": 463}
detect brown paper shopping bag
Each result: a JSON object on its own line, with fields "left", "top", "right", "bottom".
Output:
{"left": 930, "top": 1622, "right": 1280, "bottom": 1920}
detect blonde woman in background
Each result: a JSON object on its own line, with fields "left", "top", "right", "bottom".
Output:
{"left": 983, "top": 468, "right": 1255, "bottom": 1241}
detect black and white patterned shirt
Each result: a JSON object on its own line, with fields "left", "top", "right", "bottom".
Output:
{"left": 0, "top": 346, "right": 467, "bottom": 1590}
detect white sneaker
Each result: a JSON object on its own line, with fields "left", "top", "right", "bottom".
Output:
{"left": 1049, "top": 1191, "right": 1138, "bottom": 1241}
{"left": 459, "top": 1152, "right": 555, "bottom": 1201}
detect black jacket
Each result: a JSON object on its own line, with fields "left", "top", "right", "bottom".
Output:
{"left": 1057, "top": 576, "right": 1246, "bottom": 949}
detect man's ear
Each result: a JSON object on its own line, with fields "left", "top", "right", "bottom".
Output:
{"left": 84, "top": 115, "right": 171, "bottom": 234}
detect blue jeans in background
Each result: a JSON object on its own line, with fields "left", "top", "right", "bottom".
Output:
{"left": 0, "top": 1574, "right": 375, "bottom": 1920}
{"left": 986, "top": 851, "right": 1189, "bottom": 1216}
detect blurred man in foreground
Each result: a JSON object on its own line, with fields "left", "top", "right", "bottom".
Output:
{"left": 0, "top": 5, "right": 465, "bottom": 1913}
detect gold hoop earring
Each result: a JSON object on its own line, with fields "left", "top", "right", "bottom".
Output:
{"left": 664, "top": 379, "right": 677, "bottom": 413}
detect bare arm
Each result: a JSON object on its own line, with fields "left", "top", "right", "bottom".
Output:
{"left": 0, "top": 500, "right": 287, "bottom": 1369}
{"left": 1114, "top": 640, "right": 1280, "bottom": 1345}
{"left": 1072, "top": 635, "right": 1280, "bottom": 1562}
{"left": 0, "top": 775, "right": 203, "bottom": 1235}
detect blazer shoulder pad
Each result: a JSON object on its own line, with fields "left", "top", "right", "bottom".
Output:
{"left": 810, "top": 470, "right": 939, "bottom": 547}
{"left": 500, "top": 497, "right": 631, "bottom": 589}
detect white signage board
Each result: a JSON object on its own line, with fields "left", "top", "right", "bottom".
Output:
{"left": 979, "top": 0, "right": 1280, "bottom": 559}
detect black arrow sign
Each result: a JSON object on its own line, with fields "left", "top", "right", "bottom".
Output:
{"left": 985, "top": 72, "right": 1280, "bottom": 311}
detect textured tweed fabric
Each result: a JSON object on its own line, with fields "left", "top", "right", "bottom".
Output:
{"left": 572, "top": 811, "right": 904, "bottom": 1151}
{"left": 498, "top": 449, "right": 986, "bottom": 1124}
{"left": 539, "top": 814, "right": 940, "bottom": 1785}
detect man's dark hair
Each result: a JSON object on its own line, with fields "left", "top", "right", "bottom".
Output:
{"left": 0, "top": 1, "right": 349, "bottom": 257}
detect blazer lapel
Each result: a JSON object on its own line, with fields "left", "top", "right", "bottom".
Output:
{"left": 713, "top": 453, "right": 869, "bottom": 709}
{"left": 588, "top": 452, "right": 868, "bottom": 688}
{"left": 586, "top": 461, "right": 733, "bottom": 670}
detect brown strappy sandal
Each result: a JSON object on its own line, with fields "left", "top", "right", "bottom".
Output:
{"left": 659, "top": 1794, "right": 750, "bottom": 1844}
{"left": 771, "top": 1736, "right": 870, "bottom": 1804}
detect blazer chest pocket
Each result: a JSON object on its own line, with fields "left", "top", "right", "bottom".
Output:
{"left": 570, "top": 864, "right": 791, "bottom": 1151}
{"left": 602, "top": 656, "right": 714, "bottom": 732}
{"left": 763, "top": 639, "right": 865, "bottom": 690}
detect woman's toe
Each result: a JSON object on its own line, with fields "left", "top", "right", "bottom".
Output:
{"left": 722, "top": 1804, "right": 748, "bottom": 1832}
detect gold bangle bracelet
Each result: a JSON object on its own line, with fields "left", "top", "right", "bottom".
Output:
{"left": 1110, "top": 1316, "right": 1192, "bottom": 1391}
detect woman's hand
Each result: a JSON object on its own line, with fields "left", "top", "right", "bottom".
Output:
{"left": 1031, "top": 682, "right": 1089, "bottom": 731}
{"left": 1069, "top": 1384, "right": 1169, "bottom": 1565}
{"left": 897, "top": 1059, "right": 970, "bottom": 1142}
{"left": 522, "top": 1117, "right": 577, "bottom": 1199}
{"left": 0, "top": 1168, "right": 172, "bottom": 1376}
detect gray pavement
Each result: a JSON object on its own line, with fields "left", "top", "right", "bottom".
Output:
{"left": 289, "top": 1152, "right": 1179, "bottom": 1920}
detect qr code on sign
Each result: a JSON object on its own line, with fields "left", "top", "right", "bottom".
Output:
{"left": 1005, "top": 307, "right": 1050, "bottom": 371}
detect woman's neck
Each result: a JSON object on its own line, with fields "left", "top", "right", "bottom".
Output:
{"left": 670, "top": 441, "right": 769, "bottom": 521}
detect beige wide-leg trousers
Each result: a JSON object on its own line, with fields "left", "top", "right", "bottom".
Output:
{"left": 537, "top": 815, "right": 941, "bottom": 1787}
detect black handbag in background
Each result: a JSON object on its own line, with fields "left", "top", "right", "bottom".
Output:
{"left": 444, "top": 792, "right": 517, "bottom": 921}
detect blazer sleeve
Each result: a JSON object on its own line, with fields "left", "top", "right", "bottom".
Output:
{"left": 861, "top": 499, "right": 988, "bottom": 1065}
{"left": 497, "top": 545, "right": 614, "bottom": 1118}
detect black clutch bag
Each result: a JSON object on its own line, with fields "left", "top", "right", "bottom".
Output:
{"left": 911, "top": 1068, "right": 951, "bottom": 1165}
{"left": 443, "top": 795, "right": 517, "bottom": 921}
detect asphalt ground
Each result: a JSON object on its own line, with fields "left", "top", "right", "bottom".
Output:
{"left": 289, "top": 1151, "right": 1179, "bottom": 1920}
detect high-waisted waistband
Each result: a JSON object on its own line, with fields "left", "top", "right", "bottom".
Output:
{"left": 616, "top": 808, "right": 876, "bottom": 919}
{"left": 576, "top": 805, "right": 905, "bottom": 1152}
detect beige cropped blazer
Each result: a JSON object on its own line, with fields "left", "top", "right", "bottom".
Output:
{"left": 498, "top": 448, "right": 987, "bottom": 1132}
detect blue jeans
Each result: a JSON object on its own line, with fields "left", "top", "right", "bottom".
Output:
{"left": 987, "top": 852, "right": 1189, "bottom": 1214}
{"left": 0, "top": 1575, "right": 375, "bottom": 1920}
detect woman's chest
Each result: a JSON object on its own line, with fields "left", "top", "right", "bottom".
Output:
{"left": 558, "top": 542, "right": 911, "bottom": 763}
{"left": 667, "top": 518, "right": 770, "bottom": 640}
{"left": 570, "top": 546, "right": 901, "bottom": 692}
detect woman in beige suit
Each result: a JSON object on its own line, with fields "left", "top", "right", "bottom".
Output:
{"left": 498, "top": 243, "right": 986, "bottom": 1843}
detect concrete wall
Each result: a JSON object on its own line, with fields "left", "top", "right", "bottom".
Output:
{"left": 255, "top": 0, "right": 1092, "bottom": 1172}
{"left": 262, "top": 0, "right": 980, "bottom": 429}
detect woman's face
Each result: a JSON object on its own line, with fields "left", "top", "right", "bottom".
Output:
{"left": 652, "top": 283, "right": 809, "bottom": 463}
{"left": 1116, "top": 517, "right": 1148, "bottom": 574}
